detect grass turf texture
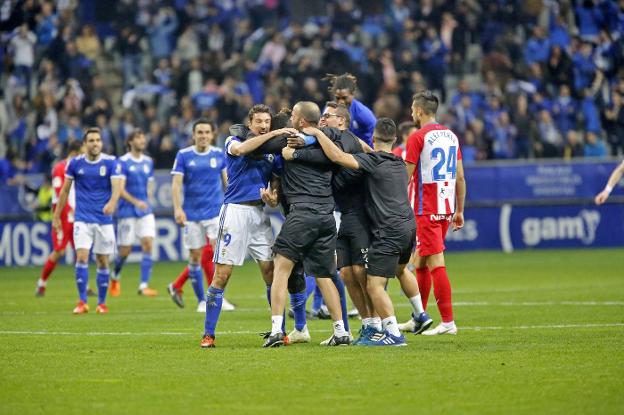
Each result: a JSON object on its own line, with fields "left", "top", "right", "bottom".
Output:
{"left": 1, "top": 249, "right": 623, "bottom": 415}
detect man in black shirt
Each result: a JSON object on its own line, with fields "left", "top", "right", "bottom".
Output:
{"left": 297, "top": 118, "right": 413, "bottom": 346}
{"left": 264, "top": 101, "right": 351, "bottom": 347}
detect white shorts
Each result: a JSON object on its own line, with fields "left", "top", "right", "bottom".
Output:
{"left": 214, "top": 203, "right": 274, "bottom": 266}
{"left": 74, "top": 221, "right": 116, "bottom": 255}
{"left": 183, "top": 217, "right": 220, "bottom": 250}
{"left": 117, "top": 214, "right": 156, "bottom": 246}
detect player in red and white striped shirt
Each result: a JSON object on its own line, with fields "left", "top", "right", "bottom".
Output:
{"left": 404, "top": 91, "right": 466, "bottom": 335}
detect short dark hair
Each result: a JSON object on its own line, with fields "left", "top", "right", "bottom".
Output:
{"left": 82, "top": 127, "right": 100, "bottom": 142}
{"left": 373, "top": 118, "right": 396, "bottom": 144}
{"left": 324, "top": 101, "right": 351, "bottom": 124}
{"left": 296, "top": 101, "right": 321, "bottom": 124}
{"left": 66, "top": 140, "right": 82, "bottom": 156}
{"left": 324, "top": 73, "right": 357, "bottom": 94}
{"left": 412, "top": 90, "right": 439, "bottom": 115}
{"left": 192, "top": 118, "right": 216, "bottom": 133}
{"left": 398, "top": 121, "right": 415, "bottom": 139}
{"left": 248, "top": 104, "right": 273, "bottom": 122}
{"left": 271, "top": 107, "right": 291, "bottom": 130}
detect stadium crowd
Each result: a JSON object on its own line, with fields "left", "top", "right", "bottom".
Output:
{"left": 1, "top": 0, "right": 623, "bottom": 184}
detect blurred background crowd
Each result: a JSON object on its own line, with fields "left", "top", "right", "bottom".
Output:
{"left": 1, "top": 0, "right": 624, "bottom": 185}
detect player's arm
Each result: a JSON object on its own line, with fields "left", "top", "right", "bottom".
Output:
{"left": 595, "top": 160, "right": 624, "bottom": 205}
{"left": 302, "top": 127, "right": 360, "bottom": 170}
{"left": 453, "top": 159, "right": 466, "bottom": 231}
{"left": 147, "top": 178, "right": 155, "bottom": 205}
{"left": 120, "top": 178, "right": 148, "bottom": 211}
{"left": 103, "top": 177, "right": 123, "bottom": 215}
{"left": 221, "top": 168, "right": 228, "bottom": 189}
{"left": 52, "top": 177, "right": 72, "bottom": 230}
{"left": 171, "top": 173, "right": 186, "bottom": 225}
{"left": 228, "top": 128, "right": 298, "bottom": 156}
{"left": 261, "top": 175, "right": 280, "bottom": 208}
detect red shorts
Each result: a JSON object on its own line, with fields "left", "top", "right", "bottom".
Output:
{"left": 52, "top": 220, "right": 74, "bottom": 252}
{"left": 416, "top": 214, "right": 451, "bottom": 257}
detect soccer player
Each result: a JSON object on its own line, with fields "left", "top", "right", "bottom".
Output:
{"left": 263, "top": 101, "right": 353, "bottom": 348}
{"left": 595, "top": 160, "right": 624, "bottom": 204}
{"left": 35, "top": 140, "right": 83, "bottom": 296}
{"left": 326, "top": 73, "right": 376, "bottom": 146}
{"left": 110, "top": 129, "right": 158, "bottom": 297}
{"left": 53, "top": 128, "right": 123, "bottom": 314}
{"left": 404, "top": 91, "right": 466, "bottom": 335}
{"left": 296, "top": 117, "right": 415, "bottom": 346}
{"left": 171, "top": 119, "right": 227, "bottom": 312}
{"left": 200, "top": 105, "right": 298, "bottom": 348}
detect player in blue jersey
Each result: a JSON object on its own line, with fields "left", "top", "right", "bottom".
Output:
{"left": 109, "top": 129, "right": 158, "bottom": 297}
{"left": 53, "top": 128, "right": 123, "bottom": 314}
{"left": 171, "top": 119, "right": 228, "bottom": 312}
{"left": 200, "top": 104, "right": 298, "bottom": 348}
{"left": 325, "top": 73, "right": 376, "bottom": 147}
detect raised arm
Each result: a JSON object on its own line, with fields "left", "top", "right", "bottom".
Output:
{"left": 595, "top": 160, "right": 624, "bottom": 205}
{"left": 302, "top": 127, "right": 360, "bottom": 170}
{"left": 228, "top": 128, "right": 298, "bottom": 156}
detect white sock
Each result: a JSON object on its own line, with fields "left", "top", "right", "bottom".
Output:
{"left": 333, "top": 320, "right": 348, "bottom": 337}
{"left": 139, "top": 282, "right": 148, "bottom": 290}
{"left": 271, "top": 315, "right": 283, "bottom": 335}
{"left": 409, "top": 294, "right": 425, "bottom": 315}
{"left": 38, "top": 278, "right": 46, "bottom": 287}
{"left": 362, "top": 317, "right": 373, "bottom": 327}
{"left": 371, "top": 317, "right": 382, "bottom": 331}
{"left": 382, "top": 316, "right": 401, "bottom": 337}
{"left": 442, "top": 320, "right": 455, "bottom": 328}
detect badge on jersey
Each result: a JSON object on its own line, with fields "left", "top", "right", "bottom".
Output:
{"left": 100, "top": 166, "right": 107, "bottom": 176}
{"left": 210, "top": 158, "right": 217, "bottom": 168}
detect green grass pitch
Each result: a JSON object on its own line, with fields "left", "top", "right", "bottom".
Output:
{"left": 1, "top": 249, "right": 623, "bottom": 415}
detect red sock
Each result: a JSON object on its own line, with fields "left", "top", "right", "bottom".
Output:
{"left": 41, "top": 258, "right": 57, "bottom": 282}
{"left": 201, "top": 244, "right": 214, "bottom": 286}
{"left": 416, "top": 267, "right": 432, "bottom": 310}
{"left": 431, "top": 266, "right": 453, "bottom": 323}
{"left": 173, "top": 267, "right": 189, "bottom": 290}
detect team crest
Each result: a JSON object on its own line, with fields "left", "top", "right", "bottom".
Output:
{"left": 129, "top": 165, "right": 135, "bottom": 172}
{"left": 100, "top": 166, "right": 107, "bottom": 176}
{"left": 210, "top": 158, "right": 217, "bottom": 168}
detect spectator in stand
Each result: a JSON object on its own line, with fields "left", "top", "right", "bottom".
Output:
{"left": 147, "top": 7, "right": 178, "bottom": 61}
{"left": 10, "top": 24, "right": 37, "bottom": 96}
{"left": 75, "top": 24, "right": 101, "bottom": 62}
{"left": 584, "top": 131, "right": 608, "bottom": 158}
{"left": 573, "top": 41, "right": 597, "bottom": 94}
{"left": 564, "top": 130, "right": 585, "bottom": 159}
{"left": 524, "top": 26, "right": 551, "bottom": 66}
{"left": 551, "top": 85, "right": 577, "bottom": 135}
{"left": 536, "top": 109, "right": 564, "bottom": 158}
{"left": 491, "top": 111, "right": 517, "bottom": 159}
{"left": 604, "top": 90, "right": 624, "bottom": 155}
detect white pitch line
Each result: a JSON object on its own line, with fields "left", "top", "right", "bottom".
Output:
{"left": 0, "top": 323, "right": 622, "bottom": 337}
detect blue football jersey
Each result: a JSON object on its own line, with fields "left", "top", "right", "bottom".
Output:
{"left": 65, "top": 154, "right": 123, "bottom": 224}
{"left": 171, "top": 146, "right": 225, "bottom": 221}
{"left": 349, "top": 98, "right": 376, "bottom": 147}
{"left": 117, "top": 153, "right": 154, "bottom": 218}
{"left": 223, "top": 136, "right": 278, "bottom": 204}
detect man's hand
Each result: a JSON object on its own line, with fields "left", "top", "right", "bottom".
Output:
{"left": 287, "top": 135, "right": 305, "bottom": 148}
{"left": 275, "top": 128, "right": 299, "bottom": 137}
{"left": 452, "top": 212, "right": 464, "bottom": 231}
{"left": 595, "top": 190, "right": 609, "bottom": 205}
{"left": 282, "top": 146, "right": 296, "bottom": 161}
{"left": 52, "top": 215, "right": 61, "bottom": 231}
{"left": 260, "top": 187, "right": 279, "bottom": 207}
{"left": 135, "top": 200, "right": 149, "bottom": 211}
{"left": 103, "top": 201, "right": 116, "bottom": 215}
{"left": 302, "top": 127, "right": 320, "bottom": 137}
{"left": 174, "top": 208, "right": 187, "bottom": 226}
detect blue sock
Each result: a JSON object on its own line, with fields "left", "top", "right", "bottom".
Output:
{"left": 96, "top": 268, "right": 110, "bottom": 305}
{"left": 290, "top": 290, "right": 307, "bottom": 331}
{"left": 332, "top": 273, "right": 350, "bottom": 333}
{"left": 266, "top": 285, "right": 285, "bottom": 333}
{"left": 188, "top": 263, "right": 204, "bottom": 303}
{"left": 305, "top": 274, "right": 316, "bottom": 300}
{"left": 75, "top": 262, "right": 89, "bottom": 302}
{"left": 114, "top": 256, "right": 126, "bottom": 278}
{"left": 312, "top": 285, "right": 323, "bottom": 312}
{"left": 204, "top": 286, "right": 224, "bottom": 337}
{"left": 140, "top": 253, "right": 152, "bottom": 285}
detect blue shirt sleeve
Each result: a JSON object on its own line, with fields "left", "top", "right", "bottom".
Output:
{"left": 171, "top": 152, "right": 185, "bottom": 175}
{"left": 111, "top": 159, "right": 124, "bottom": 179}
{"left": 65, "top": 158, "right": 76, "bottom": 179}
